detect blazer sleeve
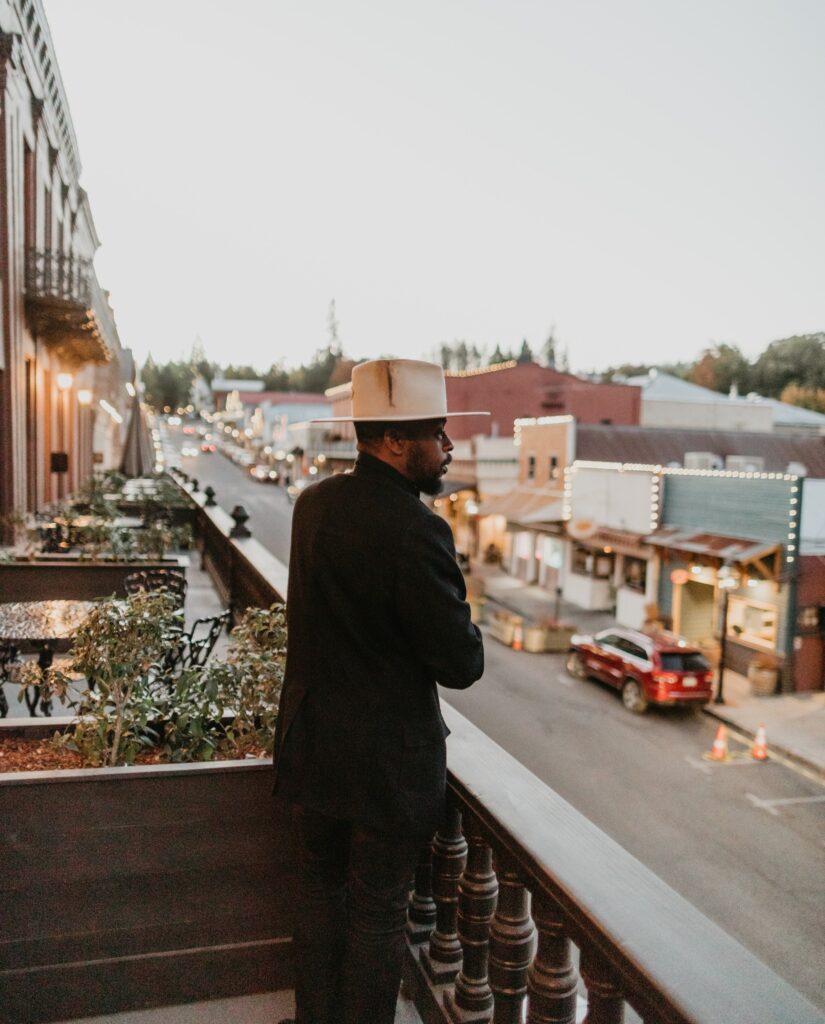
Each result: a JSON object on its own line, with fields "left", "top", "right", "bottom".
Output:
{"left": 395, "top": 513, "right": 484, "bottom": 689}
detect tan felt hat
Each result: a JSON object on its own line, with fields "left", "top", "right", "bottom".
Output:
{"left": 315, "top": 359, "right": 489, "bottom": 422}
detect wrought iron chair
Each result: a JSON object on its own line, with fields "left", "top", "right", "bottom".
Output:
{"left": 162, "top": 611, "right": 230, "bottom": 677}
{"left": 124, "top": 568, "right": 188, "bottom": 605}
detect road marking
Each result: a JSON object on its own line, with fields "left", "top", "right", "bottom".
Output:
{"left": 746, "top": 792, "right": 825, "bottom": 817}
{"left": 685, "top": 755, "right": 712, "bottom": 775}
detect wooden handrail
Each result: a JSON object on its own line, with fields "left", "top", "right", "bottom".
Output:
{"left": 439, "top": 703, "right": 824, "bottom": 1024}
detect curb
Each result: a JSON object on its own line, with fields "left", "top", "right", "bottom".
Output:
{"left": 702, "top": 706, "right": 825, "bottom": 782}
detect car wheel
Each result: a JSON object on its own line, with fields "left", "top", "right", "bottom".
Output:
{"left": 621, "top": 678, "right": 648, "bottom": 714}
{"left": 566, "top": 651, "right": 587, "bottom": 680}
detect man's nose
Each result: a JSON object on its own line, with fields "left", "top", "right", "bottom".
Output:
{"left": 442, "top": 432, "right": 454, "bottom": 452}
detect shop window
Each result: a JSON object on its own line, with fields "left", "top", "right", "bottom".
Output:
{"left": 572, "top": 543, "right": 614, "bottom": 579}
{"left": 622, "top": 556, "right": 647, "bottom": 594}
{"left": 549, "top": 454, "right": 559, "bottom": 480}
{"left": 527, "top": 454, "right": 536, "bottom": 480}
{"left": 727, "top": 596, "right": 777, "bottom": 649}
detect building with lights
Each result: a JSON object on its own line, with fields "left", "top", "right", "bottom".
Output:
{"left": 478, "top": 418, "right": 825, "bottom": 690}
{"left": 0, "top": 0, "right": 132, "bottom": 532}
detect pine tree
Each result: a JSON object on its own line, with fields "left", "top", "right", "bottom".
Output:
{"left": 517, "top": 339, "right": 533, "bottom": 363}
{"left": 542, "top": 327, "right": 556, "bottom": 368}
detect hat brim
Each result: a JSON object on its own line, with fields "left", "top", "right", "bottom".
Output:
{"left": 312, "top": 410, "right": 490, "bottom": 423}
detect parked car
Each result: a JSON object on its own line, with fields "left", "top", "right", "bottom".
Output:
{"left": 566, "top": 627, "right": 714, "bottom": 713}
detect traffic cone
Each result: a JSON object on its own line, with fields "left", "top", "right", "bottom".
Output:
{"left": 706, "top": 724, "right": 730, "bottom": 762}
{"left": 751, "top": 724, "right": 769, "bottom": 761}
{"left": 512, "top": 620, "right": 524, "bottom": 652}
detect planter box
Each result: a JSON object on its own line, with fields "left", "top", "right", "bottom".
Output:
{"left": 748, "top": 665, "right": 779, "bottom": 697}
{"left": 469, "top": 597, "right": 487, "bottom": 625}
{"left": 0, "top": 760, "right": 296, "bottom": 1022}
{"left": 488, "top": 613, "right": 519, "bottom": 647}
{"left": 0, "top": 557, "right": 187, "bottom": 602}
{"left": 545, "top": 626, "right": 576, "bottom": 653}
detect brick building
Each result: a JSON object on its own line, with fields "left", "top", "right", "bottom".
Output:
{"left": 0, "top": 0, "right": 131, "bottom": 533}
{"left": 443, "top": 360, "right": 641, "bottom": 440}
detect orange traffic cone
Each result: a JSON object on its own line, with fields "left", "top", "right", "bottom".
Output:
{"left": 706, "top": 724, "right": 730, "bottom": 762}
{"left": 751, "top": 724, "right": 769, "bottom": 761}
{"left": 512, "top": 620, "right": 524, "bottom": 652}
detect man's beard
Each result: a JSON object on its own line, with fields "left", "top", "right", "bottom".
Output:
{"left": 407, "top": 446, "right": 448, "bottom": 496}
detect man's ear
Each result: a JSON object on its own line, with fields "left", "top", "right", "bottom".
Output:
{"left": 383, "top": 429, "right": 407, "bottom": 457}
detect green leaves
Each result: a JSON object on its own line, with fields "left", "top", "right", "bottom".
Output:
{"left": 40, "top": 598, "right": 286, "bottom": 767}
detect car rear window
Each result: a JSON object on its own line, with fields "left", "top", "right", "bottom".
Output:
{"left": 659, "top": 651, "right": 710, "bottom": 672}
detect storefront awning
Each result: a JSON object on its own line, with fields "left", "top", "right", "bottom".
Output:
{"left": 477, "top": 488, "right": 564, "bottom": 525}
{"left": 645, "top": 527, "right": 781, "bottom": 572}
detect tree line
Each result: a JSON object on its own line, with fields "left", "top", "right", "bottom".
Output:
{"left": 602, "top": 333, "right": 825, "bottom": 412}
{"left": 140, "top": 330, "right": 825, "bottom": 415}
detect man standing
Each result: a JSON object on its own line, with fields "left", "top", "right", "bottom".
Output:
{"left": 273, "top": 359, "right": 486, "bottom": 1024}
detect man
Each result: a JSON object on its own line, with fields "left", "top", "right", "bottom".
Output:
{"left": 273, "top": 358, "right": 486, "bottom": 1024}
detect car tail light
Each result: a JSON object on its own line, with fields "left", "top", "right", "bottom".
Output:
{"left": 653, "top": 672, "right": 680, "bottom": 686}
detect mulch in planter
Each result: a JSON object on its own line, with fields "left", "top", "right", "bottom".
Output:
{"left": 0, "top": 738, "right": 267, "bottom": 773}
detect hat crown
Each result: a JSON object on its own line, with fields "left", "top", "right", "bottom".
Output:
{"left": 351, "top": 359, "right": 448, "bottom": 421}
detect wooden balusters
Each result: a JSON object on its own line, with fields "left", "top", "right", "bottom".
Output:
{"left": 526, "top": 891, "right": 579, "bottom": 1024}
{"left": 489, "top": 865, "right": 535, "bottom": 1024}
{"left": 422, "top": 805, "right": 468, "bottom": 984}
{"left": 580, "top": 946, "right": 624, "bottom": 1024}
{"left": 407, "top": 839, "right": 437, "bottom": 944}
{"left": 444, "top": 822, "right": 498, "bottom": 1021}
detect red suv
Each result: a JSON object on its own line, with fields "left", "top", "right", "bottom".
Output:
{"left": 566, "top": 627, "right": 714, "bottom": 713}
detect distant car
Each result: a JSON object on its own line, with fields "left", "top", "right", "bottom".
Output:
{"left": 180, "top": 445, "right": 199, "bottom": 457}
{"left": 182, "top": 426, "right": 196, "bottom": 435}
{"left": 566, "top": 627, "right": 714, "bottom": 714}
{"left": 250, "top": 464, "right": 269, "bottom": 482}
{"left": 200, "top": 442, "right": 216, "bottom": 453}
{"left": 287, "top": 478, "right": 311, "bottom": 502}
{"left": 167, "top": 415, "right": 182, "bottom": 426}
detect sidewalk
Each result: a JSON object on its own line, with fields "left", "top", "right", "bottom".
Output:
{"left": 467, "top": 562, "right": 616, "bottom": 635}
{"left": 468, "top": 563, "right": 825, "bottom": 779}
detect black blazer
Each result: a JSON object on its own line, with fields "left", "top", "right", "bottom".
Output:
{"left": 272, "top": 452, "right": 484, "bottom": 833}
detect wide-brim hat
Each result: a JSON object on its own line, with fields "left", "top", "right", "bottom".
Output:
{"left": 314, "top": 358, "right": 489, "bottom": 422}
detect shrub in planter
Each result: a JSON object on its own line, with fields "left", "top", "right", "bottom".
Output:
{"left": 32, "top": 597, "right": 286, "bottom": 767}
{"left": 41, "top": 591, "right": 182, "bottom": 766}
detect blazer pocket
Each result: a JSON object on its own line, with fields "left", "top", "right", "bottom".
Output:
{"left": 403, "top": 718, "right": 450, "bottom": 747}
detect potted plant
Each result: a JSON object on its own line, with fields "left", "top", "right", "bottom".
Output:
{"left": 465, "top": 576, "right": 487, "bottom": 625}
{"left": 747, "top": 651, "right": 780, "bottom": 697}
{"left": 488, "top": 609, "right": 518, "bottom": 646}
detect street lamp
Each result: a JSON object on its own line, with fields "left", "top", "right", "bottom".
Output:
{"left": 56, "top": 372, "right": 74, "bottom": 391}
{"left": 77, "top": 389, "right": 93, "bottom": 406}
{"left": 715, "top": 562, "right": 741, "bottom": 704}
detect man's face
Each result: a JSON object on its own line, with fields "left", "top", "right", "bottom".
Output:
{"left": 401, "top": 420, "right": 453, "bottom": 496}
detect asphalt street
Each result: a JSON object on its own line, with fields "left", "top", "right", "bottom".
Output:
{"left": 176, "top": 430, "right": 825, "bottom": 1011}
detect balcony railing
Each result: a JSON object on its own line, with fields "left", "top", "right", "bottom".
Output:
{"left": 24, "top": 249, "right": 111, "bottom": 364}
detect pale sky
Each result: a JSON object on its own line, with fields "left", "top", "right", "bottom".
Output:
{"left": 44, "top": 0, "right": 825, "bottom": 374}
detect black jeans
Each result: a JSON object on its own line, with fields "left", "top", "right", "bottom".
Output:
{"left": 290, "top": 804, "right": 425, "bottom": 1024}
